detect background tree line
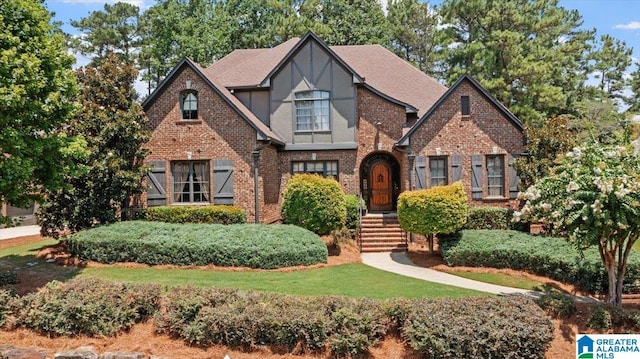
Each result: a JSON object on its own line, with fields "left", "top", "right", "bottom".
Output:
{"left": 70, "top": 0, "right": 640, "bottom": 130}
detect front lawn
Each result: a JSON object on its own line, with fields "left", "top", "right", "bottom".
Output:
{"left": 446, "top": 270, "right": 545, "bottom": 290}
{"left": 1, "top": 239, "right": 484, "bottom": 299}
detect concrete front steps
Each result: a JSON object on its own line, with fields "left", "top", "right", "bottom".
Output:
{"left": 359, "top": 213, "right": 407, "bottom": 252}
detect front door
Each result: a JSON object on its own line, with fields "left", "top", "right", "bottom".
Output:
{"left": 370, "top": 161, "right": 392, "bottom": 211}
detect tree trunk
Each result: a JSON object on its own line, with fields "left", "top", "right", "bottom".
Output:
{"left": 428, "top": 234, "right": 434, "bottom": 254}
{"left": 605, "top": 262, "right": 617, "bottom": 304}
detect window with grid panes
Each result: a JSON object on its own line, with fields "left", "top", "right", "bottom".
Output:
{"left": 172, "top": 161, "right": 210, "bottom": 203}
{"left": 291, "top": 160, "right": 338, "bottom": 180}
{"left": 294, "top": 90, "right": 330, "bottom": 131}
{"left": 181, "top": 90, "right": 198, "bottom": 120}
{"left": 429, "top": 157, "right": 448, "bottom": 187}
{"left": 486, "top": 155, "right": 504, "bottom": 197}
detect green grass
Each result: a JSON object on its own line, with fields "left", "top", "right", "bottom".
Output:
{"left": 446, "top": 270, "right": 543, "bottom": 290}
{"left": 2, "top": 239, "right": 484, "bottom": 299}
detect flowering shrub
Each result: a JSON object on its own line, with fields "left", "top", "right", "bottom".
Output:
{"left": 516, "top": 142, "right": 640, "bottom": 305}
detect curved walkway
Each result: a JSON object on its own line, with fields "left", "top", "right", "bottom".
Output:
{"left": 0, "top": 225, "right": 40, "bottom": 240}
{"left": 362, "top": 251, "right": 597, "bottom": 302}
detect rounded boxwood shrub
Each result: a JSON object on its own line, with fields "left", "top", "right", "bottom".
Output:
{"left": 397, "top": 181, "right": 468, "bottom": 236}
{"left": 144, "top": 205, "right": 246, "bottom": 224}
{"left": 536, "top": 292, "right": 576, "bottom": 319}
{"left": 68, "top": 221, "right": 328, "bottom": 269}
{"left": 464, "top": 206, "right": 510, "bottom": 230}
{"left": 281, "top": 174, "right": 346, "bottom": 235}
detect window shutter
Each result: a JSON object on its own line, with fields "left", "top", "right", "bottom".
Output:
{"left": 147, "top": 161, "right": 167, "bottom": 206}
{"left": 508, "top": 154, "right": 519, "bottom": 199}
{"left": 214, "top": 159, "right": 234, "bottom": 205}
{"left": 415, "top": 156, "right": 426, "bottom": 189}
{"left": 471, "top": 155, "right": 483, "bottom": 199}
{"left": 451, "top": 155, "right": 462, "bottom": 182}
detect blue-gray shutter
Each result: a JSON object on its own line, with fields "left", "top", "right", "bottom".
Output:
{"left": 214, "top": 159, "right": 234, "bottom": 205}
{"left": 415, "top": 156, "right": 426, "bottom": 189}
{"left": 147, "top": 161, "right": 167, "bottom": 206}
{"left": 508, "top": 154, "right": 519, "bottom": 199}
{"left": 471, "top": 155, "right": 483, "bottom": 199}
{"left": 451, "top": 155, "right": 462, "bottom": 182}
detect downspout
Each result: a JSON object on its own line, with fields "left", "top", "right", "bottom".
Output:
{"left": 252, "top": 139, "right": 272, "bottom": 224}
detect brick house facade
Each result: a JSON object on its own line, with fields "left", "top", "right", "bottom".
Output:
{"left": 142, "top": 32, "right": 525, "bottom": 223}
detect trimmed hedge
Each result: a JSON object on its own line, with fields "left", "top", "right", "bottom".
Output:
{"left": 397, "top": 182, "right": 468, "bottom": 235}
{"left": 0, "top": 288, "right": 12, "bottom": 327}
{"left": 144, "top": 205, "right": 246, "bottom": 224}
{"left": 536, "top": 292, "right": 577, "bottom": 319}
{"left": 464, "top": 206, "right": 511, "bottom": 230}
{"left": 403, "top": 296, "right": 553, "bottom": 358}
{"left": 13, "top": 278, "right": 161, "bottom": 337}
{"left": 68, "top": 221, "right": 328, "bottom": 269}
{"left": 282, "top": 174, "right": 346, "bottom": 235}
{"left": 440, "top": 230, "right": 640, "bottom": 294}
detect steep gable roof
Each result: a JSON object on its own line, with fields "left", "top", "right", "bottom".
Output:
{"left": 142, "top": 58, "right": 284, "bottom": 145}
{"left": 204, "top": 32, "right": 446, "bottom": 116}
{"left": 397, "top": 74, "right": 523, "bottom": 146}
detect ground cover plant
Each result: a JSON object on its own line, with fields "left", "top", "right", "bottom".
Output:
{"left": 440, "top": 230, "right": 640, "bottom": 294}
{"left": 68, "top": 221, "right": 328, "bottom": 269}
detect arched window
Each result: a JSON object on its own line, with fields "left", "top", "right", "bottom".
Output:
{"left": 181, "top": 90, "right": 198, "bottom": 120}
{"left": 294, "top": 90, "right": 330, "bottom": 131}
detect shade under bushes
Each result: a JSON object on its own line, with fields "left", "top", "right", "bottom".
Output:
{"left": 440, "top": 230, "right": 640, "bottom": 294}
{"left": 68, "top": 221, "right": 328, "bottom": 269}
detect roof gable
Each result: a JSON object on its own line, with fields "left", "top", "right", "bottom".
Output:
{"left": 142, "top": 58, "right": 284, "bottom": 145}
{"left": 397, "top": 74, "right": 523, "bottom": 146}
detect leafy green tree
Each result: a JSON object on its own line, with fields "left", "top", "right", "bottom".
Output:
{"left": 571, "top": 97, "right": 625, "bottom": 143}
{"left": 514, "top": 116, "right": 576, "bottom": 188}
{"left": 70, "top": 2, "right": 141, "bottom": 65}
{"left": 397, "top": 182, "right": 468, "bottom": 254}
{"left": 515, "top": 142, "right": 640, "bottom": 305}
{"left": 299, "top": 0, "right": 390, "bottom": 46}
{"left": 0, "top": 0, "right": 77, "bottom": 222}
{"left": 139, "top": 0, "right": 232, "bottom": 92}
{"left": 39, "top": 54, "right": 150, "bottom": 237}
{"left": 587, "top": 34, "right": 633, "bottom": 101}
{"left": 387, "top": 0, "right": 439, "bottom": 75}
{"left": 436, "top": 0, "right": 594, "bottom": 126}
{"left": 629, "top": 64, "right": 640, "bottom": 113}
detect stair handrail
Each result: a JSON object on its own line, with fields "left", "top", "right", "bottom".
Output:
{"left": 358, "top": 192, "right": 363, "bottom": 252}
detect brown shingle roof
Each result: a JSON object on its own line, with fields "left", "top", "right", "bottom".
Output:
{"left": 206, "top": 37, "right": 447, "bottom": 117}
{"left": 206, "top": 37, "right": 300, "bottom": 88}
{"left": 332, "top": 45, "right": 447, "bottom": 117}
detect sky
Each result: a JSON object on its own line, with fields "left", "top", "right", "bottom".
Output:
{"left": 43, "top": 0, "right": 640, "bottom": 96}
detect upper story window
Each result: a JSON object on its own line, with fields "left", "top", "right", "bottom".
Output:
{"left": 295, "top": 90, "right": 330, "bottom": 132}
{"left": 181, "top": 90, "right": 198, "bottom": 120}
{"left": 461, "top": 96, "right": 470, "bottom": 116}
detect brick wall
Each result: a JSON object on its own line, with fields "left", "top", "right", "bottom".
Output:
{"left": 408, "top": 80, "right": 525, "bottom": 207}
{"left": 144, "top": 65, "right": 267, "bottom": 222}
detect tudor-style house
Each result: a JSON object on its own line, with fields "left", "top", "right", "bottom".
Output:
{"left": 142, "top": 32, "right": 525, "bottom": 249}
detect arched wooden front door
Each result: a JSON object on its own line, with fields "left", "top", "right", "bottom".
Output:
{"left": 369, "top": 161, "right": 392, "bottom": 211}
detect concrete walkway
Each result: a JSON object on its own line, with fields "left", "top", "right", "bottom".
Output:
{"left": 0, "top": 225, "right": 41, "bottom": 240}
{"left": 362, "top": 251, "right": 540, "bottom": 297}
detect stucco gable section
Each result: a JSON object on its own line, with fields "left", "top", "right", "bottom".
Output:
{"left": 397, "top": 74, "right": 523, "bottom": 146}
{"left": 142, "top": 58, "right": 284, "bottom": 145}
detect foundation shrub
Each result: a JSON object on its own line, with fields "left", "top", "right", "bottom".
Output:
{"left": 402, "top": 296, "right": 553, "bottom": 359}
{"left": 464, "top": 206, "right": 510, "bottom": 230}
{"left": 344, "top": 194, "right": 364, "bottom": 230}
{"left": 587, "top": 304, "right": 640, "bottom": 332}
{"left": 144, "top": 205, "right": 246, "bottom": 224}
{"left": 68, "top": 221, "right": 327, "bottom": 269}
{"left": 14, "top": 278, "right": 161, "bottom": 336}
{"left": 281, "top": 174, "right": 346, "bottom": 235}
{"left": 440, "top": 230, "right": 640, "bottom": 294}
{"left": 0, "top": 288, "right": 13, "bottom": 327}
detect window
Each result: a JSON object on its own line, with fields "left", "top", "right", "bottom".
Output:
{"left": 429, "top": 157, "right": 448, "bottom": 187}
{"left": 181, "top": 90, "right": 198, "bottom": 120}
{"left": 486, "top": 155, "right": 504, "bottom": 197}
{"left": 295, "top": 90, "right": 330, "bottom": 131}
{"left": 172, "top": 161, "right": 209, "bottom": 203}
{"left": 292, "top": 160, "right": 338, "bottom": 180}
{"left": 461, "top": 96, "right": 470, "bottom": 116}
